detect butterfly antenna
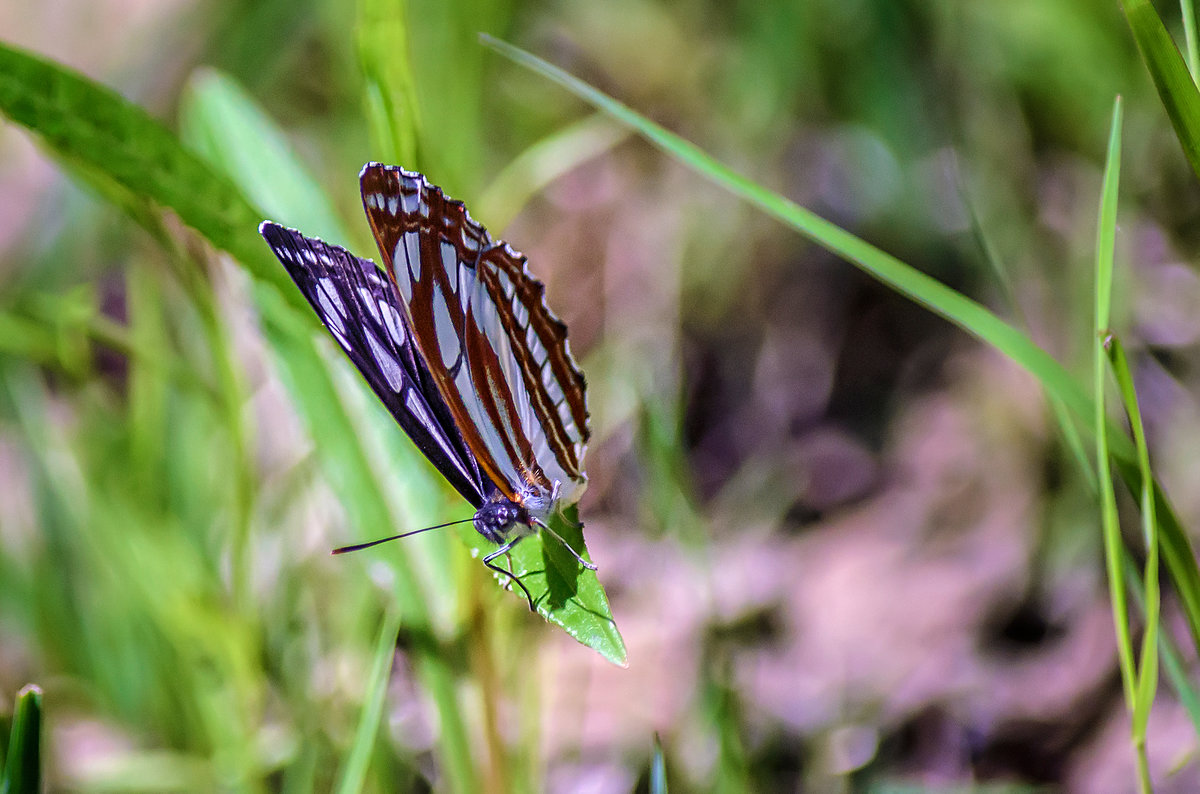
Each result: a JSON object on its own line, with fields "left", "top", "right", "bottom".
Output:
{"left": 332, "top": 517, "right": 476, "bottom": 554}
{"left": 533, "top": 519, "right": 598, "bottom": 571}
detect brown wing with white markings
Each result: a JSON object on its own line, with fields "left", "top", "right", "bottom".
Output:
{"left": 358, "top": 163, "right": 589, "bottom": 507}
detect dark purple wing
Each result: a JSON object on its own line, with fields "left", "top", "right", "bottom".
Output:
{"left": 260, "top": 221, "right": 486, "bottom": 508}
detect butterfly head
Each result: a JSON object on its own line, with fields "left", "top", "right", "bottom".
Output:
{"left": 473, "top": 491, "right": 534, "bottom": 545}
{"left": 471, "top": 482, "right": 595, "bottom": 611}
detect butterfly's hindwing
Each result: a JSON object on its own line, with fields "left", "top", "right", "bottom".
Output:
{"left": 359, "top": 164, "right": 590, "bottom": 508}
{"left": 260, "top": 222, "right": 486, "bottom": 508}
{"left": 476, "top": 245, "right": 588, "bottom": 477}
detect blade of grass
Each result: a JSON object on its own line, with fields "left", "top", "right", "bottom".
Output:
{"left": 1, "top": 684, "right": 43, "bottom": 794}
{"left": 482, "top": 35, "right": 1200, "bottom": 660}
{"left": 1093, "top": 98, "right": 1136, "bottom": 710}
{"left": 335, "top": 609, "right": 403, "bottom": 794}
{"left": 650, "top": 734, "right": 668, "bottom": 794}
{"left": 0, "top": 43, "right": 292, "bottom": 300}
{"left": 1107, "top": 336, "right": 1160, "bottom": 794}
{"left": 357, "top": 0, "right": 422, "bottom": 167}
{"left": 1119, "top": 0, "right": 1200, "bottom": 182}
{"left": 1096, "top": 97, "right": 1197, "bottom": 761}
{"left": 180, "top": 68, "right": 348, "bottom": 244}
{"left": 1183, "top": 0, "right": 1200, "bottom": 76}
{"left": 1125, "top": 554, "right": 1200, "bottom": 736}
{"left": 477, "top": 113, "right": 631, "bottom": 228}
{"left": 479, "top": 36, "right": 1092, "bottom": 423}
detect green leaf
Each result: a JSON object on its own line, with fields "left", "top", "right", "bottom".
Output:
{"left": 463, "top": 504, "right": 626, "bottom": 666}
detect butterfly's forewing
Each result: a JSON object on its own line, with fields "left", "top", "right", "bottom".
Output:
{"left": 260, "top": 221, "right": 486, "bottom": 508}
{"left": 358, "top": 164, "right": 590, "bottom": 506}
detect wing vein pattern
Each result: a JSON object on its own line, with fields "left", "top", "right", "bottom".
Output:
{"left": 260, "top": 221, "right": 486, "bottom": 507}
{"left": 359, "top": 163, "right": 590, "bottom": 507}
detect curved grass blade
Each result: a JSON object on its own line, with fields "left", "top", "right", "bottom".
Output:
{"left": 1119, "top": 0, "right": 1200, "bottom": 183}
{"left": 0, "top": 42, "right": 291, "bottom": 301}
{"left": 479, "top": 35, "right": 1093, "bottom": 424}
{"left": 480, "top": 35, "right": 1200, "bottom": 658}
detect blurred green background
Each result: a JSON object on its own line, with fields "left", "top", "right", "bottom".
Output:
{"left": 2, "top": 0, "right": 1199, "bottom": 790}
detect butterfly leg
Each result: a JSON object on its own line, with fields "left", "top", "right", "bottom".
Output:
{"left": 483, "top": 542, "right": 536, "bottom": 611}
{"left": 549, "top": 481, "right": 584, "bottom": 528}
{"left": 533, "top": 518, "right": 598, "bottom": 571}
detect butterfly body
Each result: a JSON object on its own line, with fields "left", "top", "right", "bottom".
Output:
{"left": 261, "top": 163, "right": 593, "bottom": 609}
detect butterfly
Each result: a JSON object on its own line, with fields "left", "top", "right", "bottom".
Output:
{"left": 260, "top": 163, "right": 595, "bottom": 610}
